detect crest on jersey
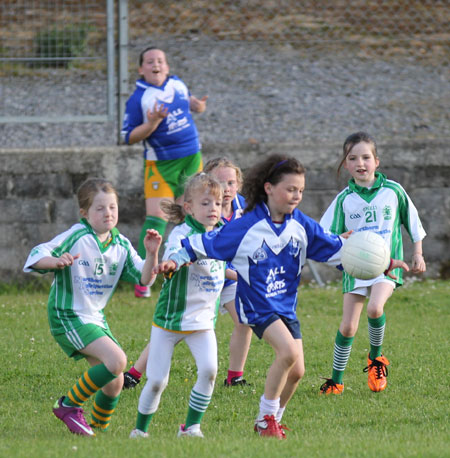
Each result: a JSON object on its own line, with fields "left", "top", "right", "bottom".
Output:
{"left": 252, "top": 247, "right": 268, "bottom": 261}
{"left": 152, "top": 182, "right": 160, "bottom": 190}
{"left": 382, "top": 205, "right": 392, "bottom": 220}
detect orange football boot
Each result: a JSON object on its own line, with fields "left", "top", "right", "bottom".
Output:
{"left": 319, "top": 378, "right": 344, "bottom": 395}
{"left": 364, "top": 354, "right": 390, "bottom": 392}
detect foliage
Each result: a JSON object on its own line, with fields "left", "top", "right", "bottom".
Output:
{"left": 34, "top": 26, "right": 88, "bottom": 67}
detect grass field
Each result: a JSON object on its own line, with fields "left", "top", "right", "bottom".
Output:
{"left": 0, "top": 279, "right": 448, "bottom": 457}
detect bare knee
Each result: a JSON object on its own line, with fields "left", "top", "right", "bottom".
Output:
{"left": 105, "top": 351, "right": 127, "bottom": 375}
{"left": 367, "top": 304, "right": 384, "bottom": 319}
{"left": 279, "top": 347, "right": 300, "bottom": 369}
{"left": 340, "top": 322, "right": 358, "bottom": 337}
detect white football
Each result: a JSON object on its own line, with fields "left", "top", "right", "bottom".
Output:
{"left": 341, "top": 231, "right": 390, "bottom": 280}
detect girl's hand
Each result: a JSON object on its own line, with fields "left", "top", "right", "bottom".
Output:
{"left": 153, "top": 260, "right": 177, "bottom": 275}
{"left": 384, "top": 258, "right": 409, "bottom": 280}
{"left": 55, "top": 253, "right": 80, "bottom": 269}
{"left": 146, "top": 102, "right": 169, "bottom": 124}
{"left": 144, "top": 229, "right": 162, "bottom": 255}
{"left": 411, "top": 253, "right": 426, "bottom": 274}
{"left": 340, "top": 230, "right": 353, "bottom": 240}
{"left": 190, "top": 95, "right": 208, "bottom": 113}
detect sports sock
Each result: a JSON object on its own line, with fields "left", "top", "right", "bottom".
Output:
{"left": 257, "top": 394, "right": 280, "bottom": 421}
{"left": 332, "top": 330, "right": 354, "bottom": 384}
{"left": 368, "top": 313, "right": 386, "bottom": 360}
{"left": 64, "top": 364, "right": 117, "bottom": 407}
{"left": 129, "top": 366, "right": 142, "bottom": 380}
{"left": 276, "top": 406, "right": 285, "bottom": 423}
{"left": 227, "top": 370, "right": 243, "bottom": 385}
{"left": 90, "top": 390, "right": 120, "bottom": 430}
{"left": 184, "top": 390, "right": 212, "bottom": 428}
{"left": 138, "top": 216, "right": 167, "bottom": 258}
{"left": 136, "top": 411, "right": 154, "bottom": 433}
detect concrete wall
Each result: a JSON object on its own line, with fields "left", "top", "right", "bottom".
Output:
{"left": 1, "top": 141, "right": 448, "bottom": 284}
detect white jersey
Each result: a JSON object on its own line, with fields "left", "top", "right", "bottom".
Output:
{"left": 153, "top": 215, "right": 226, "bottom": 332}
{"left": 23, "top": 219, "right": 146, "bottom": 335}
{"left": 320, "top": 172, "right": 426, "bottom": 290}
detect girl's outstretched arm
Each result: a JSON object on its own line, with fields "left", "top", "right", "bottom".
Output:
{"left": 140, "top": 229, "right": 163, "bottom": 286}
{"left": 32, "top": 253, "right": 80, "bottom": 270}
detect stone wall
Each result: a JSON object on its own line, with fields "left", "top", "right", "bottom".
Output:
{"left": 1, "top": 141, "right": 448, "bottom": 284}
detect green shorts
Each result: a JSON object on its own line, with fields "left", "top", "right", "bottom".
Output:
{"left": 53, "top": 323, "right": 120, "bottom": 361}
{"left": 144, "top": 151, "right": 203, "bottom": 200}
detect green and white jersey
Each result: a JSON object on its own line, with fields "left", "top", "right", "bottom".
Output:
{"left": 153, "top": 215, "right": 225, "bottom": 332}
{"left": 23, "top": 219, "right": 145, "bottom": 335}
{"left": 320, "top": 172, "right": 426, "bottom": 291}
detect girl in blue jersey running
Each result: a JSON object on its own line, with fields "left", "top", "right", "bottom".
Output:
{"left": 154, "top": 154, "right": 408, "bottom": 440}
{"left": 23, "top": 178, "right": 162, "bottom": 437}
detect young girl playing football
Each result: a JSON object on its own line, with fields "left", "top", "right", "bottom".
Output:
{"left": 123, "top": 157, "right": 252, "bottom": 389}
{"left": 319, "top": 131, "right": 426, "bottom": 395}
{"left": 129, "top": 172, "right": 226, "bottom": 439}
{"left": 154, "top": 154, "right": 409, "bottom": 439}
{"left": 203, "top": 157, "right": 253, "bottom": 387}
{"left": 23, "top": 178, "right": 162, "bottom": 436}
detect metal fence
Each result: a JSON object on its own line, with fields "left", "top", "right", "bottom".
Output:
{"left": 0, "top": 0, "right": 115, "bottom": 123}
{"left": 0, "top": 0, "right": 448, "bottom": 139}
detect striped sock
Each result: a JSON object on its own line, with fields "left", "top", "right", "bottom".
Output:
{"left": 368, "top": 313, "right": 386, "bottom": 360}
{"left": 331, "top": 330, "right": 354, "bottom": 384}
{"left": 64, "top": 364, "right": 117, "bottom": 407}
{"left": 90, "top": 390, "right": 120, "bottom": 430}
{"left": 185, "top": 390, "right": 212, "bottom": 428}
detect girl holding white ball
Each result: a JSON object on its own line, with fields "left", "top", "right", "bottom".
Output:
{"left": 319, "top": 131, "right": 426, "bottom": 395}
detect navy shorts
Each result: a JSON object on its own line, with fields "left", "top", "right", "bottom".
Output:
{"left": 251, "top": 313, "right": 302, "bottom": 340}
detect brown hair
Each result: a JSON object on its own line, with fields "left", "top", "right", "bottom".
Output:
{"left": 161, "top": 172, "right": 223, "bottom": 224}
{"left": 338, "top": 131, "right": 378, "bottom": 176}
{"left": 242, "top": 154, "right": 306, "bottom": 213}
{"left": 203, "top": 157, "right": 243, "bottom": 189}
{"left": 77, "top": 178, "right": 118, "bottom": 212}
{"left": 139, "top": 46, "right": 167, "bottom": 66}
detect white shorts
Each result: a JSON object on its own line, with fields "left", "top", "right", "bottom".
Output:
{"left": 219, "top": 283, "right": 237, "bottom": 314}
{"left": 349, "top": 275, "right": 395, "bottom": 298}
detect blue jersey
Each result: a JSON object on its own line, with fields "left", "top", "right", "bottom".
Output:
{"left": 181, "top": 202, "right": 343, "bottom": 326}
{"left": 121, "top": 76, "right": 200, "bottom": 161}
{"left": 223, "top": 193, "right": 246, "bottom": 288}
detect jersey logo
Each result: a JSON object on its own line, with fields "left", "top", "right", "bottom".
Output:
{"left": 152, "top": 182, "right": 160, "bottom": 190}
{"left": 382, "top": 205, "right": 392, "bottom": 220}
{"left": 252, "top": 247, "right": 267, "bottom": 261}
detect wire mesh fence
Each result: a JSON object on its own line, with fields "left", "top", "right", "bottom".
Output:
{"left": 0, "top": 0, "right": 448, "bottom": 145}
{"left": 129, "top": 0, "right": 449, "bottom": 63}
{"left": 0, "top": 0, "right": 113, "bottom": 123}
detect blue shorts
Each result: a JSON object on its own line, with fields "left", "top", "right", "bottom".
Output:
{"left": 251, "top": 314, "right": 302, "bottom": 340}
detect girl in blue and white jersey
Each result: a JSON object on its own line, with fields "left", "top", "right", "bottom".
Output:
{"left": 319, "top": 132, "right": 426, "bottom": 396}
{"left": 130, "top": 173, "right": 226, "bottom": 439}
{"left": 23, "top": 178, "right": 161, "bottom": 436}
{"left": 155, "top": 154, "right": 408, "bottom": 439}
{"left": 121, "top": 46, "right": 208, "bottom": 298}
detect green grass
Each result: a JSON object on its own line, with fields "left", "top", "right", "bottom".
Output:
{"left": 0, "top": 279, "right": 448, "bottom": 457}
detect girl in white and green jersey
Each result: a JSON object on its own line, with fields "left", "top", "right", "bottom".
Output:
{"left": 130, "top": 173, "right": 226, "bottom": 439}
{"left": 23, "top": 178, "right": 162, "bottom": 436}
{"left": 319, "top": 132, "right": 426, "bottom": 395}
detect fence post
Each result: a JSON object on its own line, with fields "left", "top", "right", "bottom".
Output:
{"left": 107, "top": 0, "right": 115, "bottom": 121}
{"left": 117, "top": 0, "right": 129, "bottom": 143}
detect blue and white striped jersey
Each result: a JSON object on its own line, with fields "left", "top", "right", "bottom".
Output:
{"left": 181, "top": 202, "right": 343, "bottom": 326}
